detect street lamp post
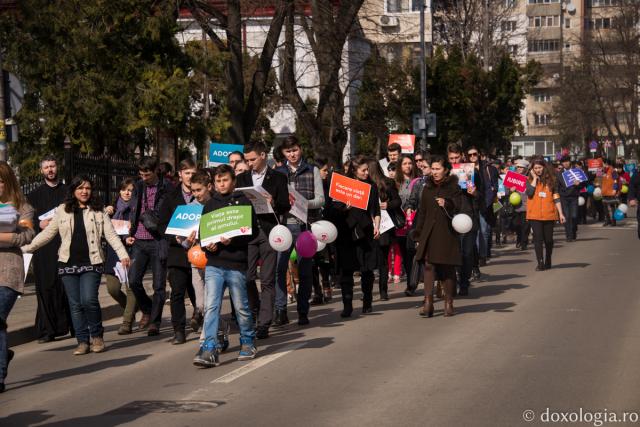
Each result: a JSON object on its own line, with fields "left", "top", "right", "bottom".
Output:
{"left": 419, "top": 0, "right": 428, "bottom": 153}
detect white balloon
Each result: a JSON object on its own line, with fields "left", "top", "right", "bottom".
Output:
{"left": 618, "top": 203, "right": 628, "bottom": 214}
{"left": 311, "top": 220, "right": 338, "bottom": 244}
{"left": 593, "top": 187, "right": 602, "bottom": 200}
{"left": 452, "top": 214, "right": 473, "bottom": 234}
{"left": 269, "top": 225, "right": 293, "bottom": 252}
{"left": 316, "top": 240, "right": 326, "bottom": 252}
{"left": 578, "top": 196, "right": 586, "bottom": 206}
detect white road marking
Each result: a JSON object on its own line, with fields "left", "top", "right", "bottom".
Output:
{"left": 211, "top": 342, "right": 306, "bottom": 384}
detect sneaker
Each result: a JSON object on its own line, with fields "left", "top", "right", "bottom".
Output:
{"left": 193, "top": 348, "right": 220, "bottom": 368}
{"left": 73, "top": 342, "right": 90, "bottom": 356}
{"left": 237, "top": 345, "right": 257, "bottom": 361}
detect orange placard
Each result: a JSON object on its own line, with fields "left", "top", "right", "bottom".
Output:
{"left": 388, "top": 134, "right": 415, "bottom": 154}
{"left": 587, "top": 158, "right": 603, "bottom": 172}
{"left": 329, "top": 173, "right": 371, "bottom": 211}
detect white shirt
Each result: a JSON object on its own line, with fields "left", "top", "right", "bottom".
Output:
{"left": 252, "top": 166, "right": 268, "bottom": 187}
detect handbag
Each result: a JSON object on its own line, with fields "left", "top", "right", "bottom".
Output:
{"left": 140, "top": 185, "right": 160, "bottom": 233}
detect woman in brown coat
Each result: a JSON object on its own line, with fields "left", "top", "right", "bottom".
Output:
{"left": 414, "top": 155, "right": 470, "bottom": 317}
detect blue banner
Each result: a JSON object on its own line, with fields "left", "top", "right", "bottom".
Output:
{"left": 165, "top": 204, "right": 203, "bottom": 237}
{"left": 209, "top": 142, "right": 244, "bottom": 166}
{"left": 624, "top": 163, "right": 637, "bottom": 175}
{"left": 562, "top": 168, "right": 588, "bottom": 187}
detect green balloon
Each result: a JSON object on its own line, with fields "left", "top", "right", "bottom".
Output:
{"left": 509, "top": 192, "right": 522, "bottom": 206}
{"left": 290, "top": 249, "right": 298, "bottom": 262}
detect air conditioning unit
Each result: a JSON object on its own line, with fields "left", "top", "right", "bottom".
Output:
{"left": 379, "top": 15, "right": 400, "bottom": 28}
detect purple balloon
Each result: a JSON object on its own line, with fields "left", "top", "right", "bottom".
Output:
{"left": 295, "top": 231, "right": 317, "bottom": 258}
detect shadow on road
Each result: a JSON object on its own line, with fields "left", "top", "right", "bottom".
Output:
{"left": 549, "top": 263, "right": 590, "bottom": 269}
{"left": 2, "top": 409, "right": 145, "bottom": 427}
{"left": 486, "top": 258, "right": 532, "bottom": 266}
{"left": 481, "top": 273, "right": 526, "bottom": 282}
{"left": 462, "top": 283, "right": 528, "bottom": 299}
{"left": 6, "top": 355, "right": 151, "bottom": 392}
{"left": 457, "top": 301, "right": 516, "bottom": 313}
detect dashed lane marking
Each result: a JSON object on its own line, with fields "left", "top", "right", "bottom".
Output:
{"left": 211, "top": 342, "right": 306, "bottom": 384}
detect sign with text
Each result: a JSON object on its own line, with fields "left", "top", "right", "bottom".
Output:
{"left": 288, "top": 185, "right": 309, "bottom": 224}
{"left": 237, "top": 186, "right": 274, "bottom": 215}
{"left": 166, "top": 204, "right": 203, "bottom": 237}
{"left": 503, "top": 170, "right": 528, "bottom": 193}
{"left": 329, "top": 174, "right": 371, "bottom": 211}
{"left": 388, "top": 134, "right": 415, "bottom": 154}
{"left": 111, "top": 219, "right": 131, "bottom": 236}
{"left": 451, "top": 163, "right": 475, "bottom": 190}
{"left": 587, "top": 158, "right": 604, "bottom": 173}
{"left": 379, "top": 210, "right": 395, "bottom": 235}
{"left": 562, "top": 168, "right": 588, "bottom": 187}
{"left": 208, "top": 142, "right": 244, "bottom": 166}
{"left": 199, "top": 205, "right": 252, "bottom": 246}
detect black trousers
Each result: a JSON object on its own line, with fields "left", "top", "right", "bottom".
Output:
{"left": 530, "top": 220, "right": 554, "bottom": 264}
{"left": 168, "top": 266, "right": 192, "bottom": 331}
{"left": 246, "top": 229, "right": 278, "bottom": 328}
{"left": 340, "top": 270, "right": 374, "bottom": 310}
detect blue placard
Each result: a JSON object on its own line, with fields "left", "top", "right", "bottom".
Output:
{"left": 562, "top": 168, "right": 588, "bottom": 187}
{"left": 209, "top": 142, "right": 244, "bottom": 166}
{"left": 165, "top": 204, "right": 204, "bottom": 237}
{"left": 624, "top": 163, "right": 637, "bottom": 175}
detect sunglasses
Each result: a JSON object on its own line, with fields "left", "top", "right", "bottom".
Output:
{"left": 467, "top": 152, "right": 479, "bottom": 157}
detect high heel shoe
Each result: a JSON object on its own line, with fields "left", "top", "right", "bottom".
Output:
{"left": 419, "top": 295, "right": 434, "bottom": 318}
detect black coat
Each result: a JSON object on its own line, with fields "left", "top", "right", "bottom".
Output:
{"left": 378, "top": 178, "right": 402, "bottom": 247}
{"left": 129, "top": 177, "right": 173, "bottom": 240}
{"left": 329, "top": 179, "right": 381, "bottom": 272}
{"left": 235, "top": 168, "right": 290, "bottom": 235}
{"left": 158, "top": 185, "right": 192, "bottom": 269}
{"left": 414, "top": 175, "right": 471, "bottom": 266}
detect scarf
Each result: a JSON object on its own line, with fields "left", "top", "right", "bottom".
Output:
{"left": 113, "top": 198, "right": 131, "bottom": 220}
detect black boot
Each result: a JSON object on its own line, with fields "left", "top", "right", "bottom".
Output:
{"left": 340, "top": 287, "right": 353, "bottom": 318}
{"left": 172, "top": 329, "right": 186, "bottom": 345}
{"left": 536, "top": 260, "right": 545, "bottom": 271}
{"left": 273, "top": 309, "right": 289, "bottom": 327}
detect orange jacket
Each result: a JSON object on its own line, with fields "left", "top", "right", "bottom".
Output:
{"left": 600, "top": 167, "right": 618, "bottom": 197}
{"left": 526, "top": 181, "right": 560, "bottom": 221}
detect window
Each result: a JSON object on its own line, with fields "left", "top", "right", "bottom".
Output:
{"left": 595, "top": 18, "right": 611, "bottom": 29}
{"left": 528, "top": 39, "right": 560, "bottom": 52}
{"left": 533, "top": 113, "right": 552, "bottom": 125}
{"left": 565, "top": 18, "right": 570, "bottom": 28}
{"left": 504, "top": 0, "right": 517, "bottom": 6}
{"left": 508, "top": 44, "right": 518, "bottom": 56}
{"left": 528, "top": 0, "right": 559, "bottom": 4}
{"left": 528, "top": 15, "right": 560, "bottom": 27}
{"left": 501, "top": 20, "right": 517, "bottom": 31}
{"left": 588, "top": 0, "right": 618, "bottom": 6}
{"left": 533, "top": 92, "right": 553, "bottom": 102}
{"left": 386, "top": 0, "right": 421, "bottom": 13}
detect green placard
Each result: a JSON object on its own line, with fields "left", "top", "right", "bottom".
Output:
{"left": 199, "top": 205, "right": 252, "bottom": 246}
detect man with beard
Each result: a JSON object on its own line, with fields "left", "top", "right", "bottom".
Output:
{"left": 26, "top": 155, "right": 71, "bottom": 343}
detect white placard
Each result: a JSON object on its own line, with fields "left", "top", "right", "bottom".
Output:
{"left": 237, "top": 185, "right": 274, "bottom": 215}
{"left": 111, "top": 219, "right": 131, "bottom": 236}
{"left": 379, "top": 158, "right": 390, "bottom": 177}
{"left": 288, "top": 185, "right": 308, "bottom": 224}
{"left": 38, "top": 207, "right": 57, "bottom": 222}
{"left": 114, "top": 261, "right": 129, "bottom": 288}
{"left": 23, "top": 253, "right": 33, "bottom": 282}
{"left": 379, "top": 210, "right": 395, "bottom": 235}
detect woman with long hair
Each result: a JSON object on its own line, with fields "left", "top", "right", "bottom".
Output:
{"left": 367, "top": 158, "right": 402, "bottom": 300}
{"left": 104, "top": 178, "right": 138, "bottom": 335}
{"left": 23, "top": 175, "right": 130, "bottom": 355}
{"left": 329, "top": 155, "right": 381, "bottom": 316}
{"left": 526, "top": 158, "right": 565, "bottom": 270}
{"left": 0, "top": 162, "right": 35, "bottom": 393}
{"left": 395, "top": 155, "right": 418, "bottom": 206}
{"left": 414, "top": 156, "right": 471, "bottom": 317}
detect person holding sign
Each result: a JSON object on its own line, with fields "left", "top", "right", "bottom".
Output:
{"left": 194, "top": 165, "right": 258, "bottom": 368}
{"left": 0, "top": 162, "right": 35, "bottom": 393}
{"left": 274, "top": 136, "right": 325, "bottom": 326}
{"left": 22, "top": 176, "right": 131, "bottom": 356}
{"left": 103, "top": 178, "right": 138, "bottom": 335}
{"left": 237, "top": 141, "right": 290, "bottom": 340}
{"left": 414, "top": 156, "right": 471, "bottom": 318}
{"left": 159, "top": 158, "right": 199, "bottom": 345}
{"left": 328, "top": 155, "right": 381, "bottom": 317}
{"left": 557, "top": 156, "right": 582, "bottom": 242}
{"left": 600, "top": 158, "right": 621, "bottom": 227}
{"left": 526, "top": 158, "right": 566, "bottom": 271}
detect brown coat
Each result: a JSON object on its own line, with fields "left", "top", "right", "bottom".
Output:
{"left": 0, "top": 202, "right": 36, "bottom": 294}
{"left": 414, "top": 176, "right": 470, "bottom": 266}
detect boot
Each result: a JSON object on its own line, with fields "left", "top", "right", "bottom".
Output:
{"left": 443, "top": 281, "right": 455, "bottom": 317}
{"left": 172, "top": 329, "right": 186, "bottom": 345}
{"left": 419, "top": 295, "right": 434, "bottom": 318}
{"left": 536, "top": 259, "right": 545, "bottom": 271}
{"left": 322, "top": 286, "right": 332, "bottom": 303}
{"left": 91, "top": 337, "right": 106, "bottom": 353}
{"left": 117, "top": 322, "right": 132, "bottom": 335}
{"left": 138, "top": 313, "right": 151, "bottom": 331}
{"left": 379, "top": 283, "right": 389, "bottom": 301}
{"left": 340, "top": 287, "right": 353, "bottom": 318}
{"left": 273, "top": 309, "right": 289, "bottom": 327}
{"left": 190, "top": 309, "right": 200, "bottom": 333}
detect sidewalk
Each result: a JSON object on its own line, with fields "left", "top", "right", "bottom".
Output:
{"left": 7, "top": 274, "right": 157, "bottom": 346}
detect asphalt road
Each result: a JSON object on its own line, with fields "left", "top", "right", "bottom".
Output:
{"left": 2, "top": 220, "right": 640, "bottom": 426}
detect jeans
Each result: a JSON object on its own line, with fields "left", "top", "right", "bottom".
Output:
{"left": 476, "top": 211, "right": 492, "bottom": 259}
{"left": 201, "top": 266, "right": 254, "bottom": 351}
{"left": 560, "top": 197, "right": 578, "bottom": 239}
{"left": 0, "top": 286, "right": 19, "bottom": 384}
{"left": 275, "top": 224, "right": 312, "bottom": 315}
{"left": 128, "top": 239, "right": 167, "bottom": 327}
{"left": 61, "top": 272, "right": 103, "bottom": 344}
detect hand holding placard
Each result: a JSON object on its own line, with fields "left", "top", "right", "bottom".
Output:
{"left": 328, "top": 174, "right": 371, "bottom": 211}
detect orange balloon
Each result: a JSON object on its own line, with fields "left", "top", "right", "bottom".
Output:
{"left": 188, "top": 246, "right": 207, "bottom": 269}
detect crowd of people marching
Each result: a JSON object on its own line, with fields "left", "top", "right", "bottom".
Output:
{"left": 0, "top": 137, "right": 638, "bottom": 391}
